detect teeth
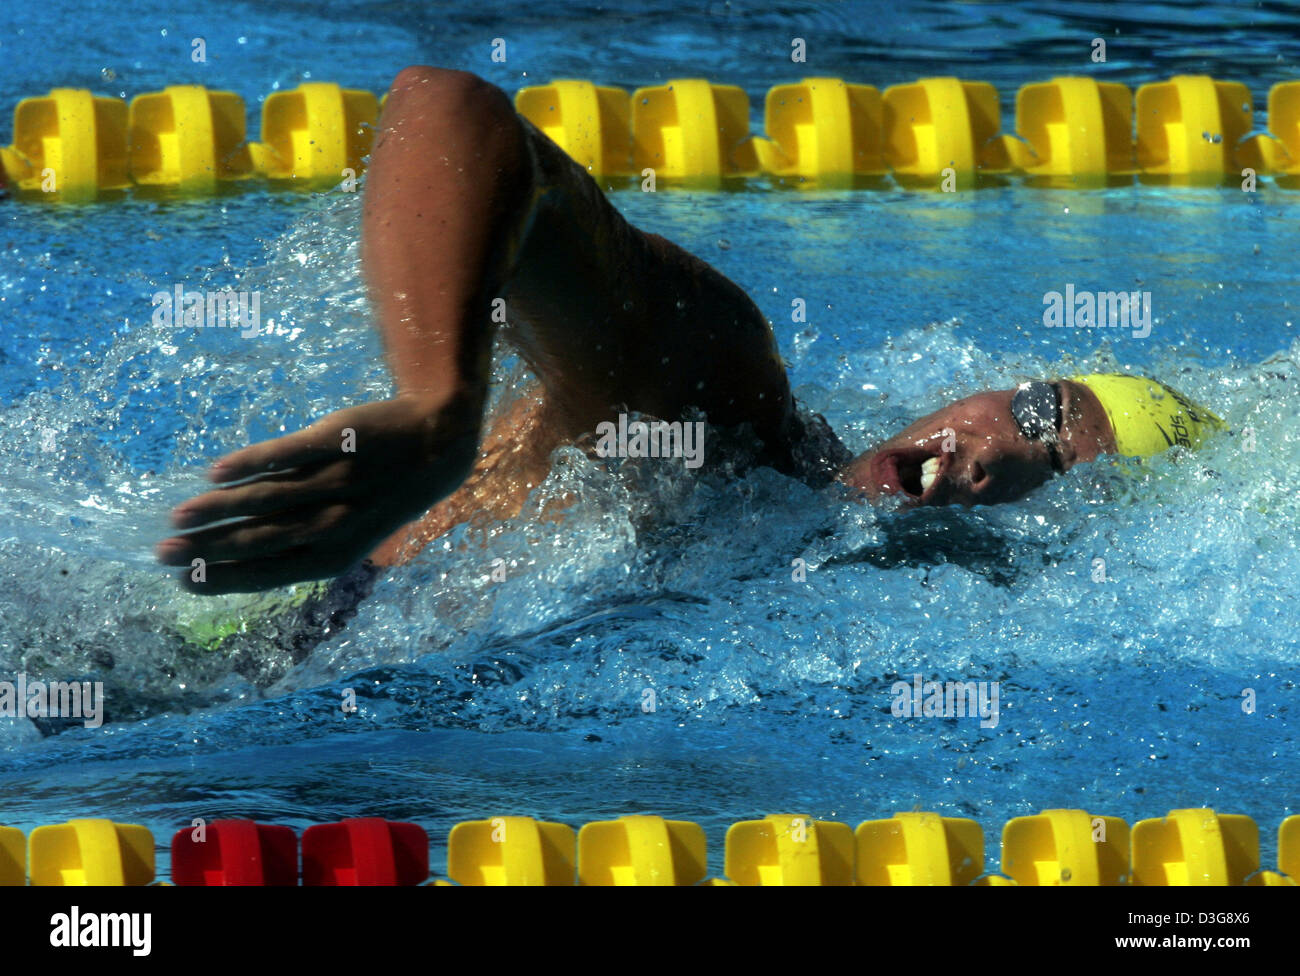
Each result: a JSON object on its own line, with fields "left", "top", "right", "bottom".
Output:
{"left": 920, "top": 457, "right": 940, "bottom": 493}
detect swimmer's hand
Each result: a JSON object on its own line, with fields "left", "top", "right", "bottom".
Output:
{"left": 156, "top": 391, "right": 481, "bottom": 594}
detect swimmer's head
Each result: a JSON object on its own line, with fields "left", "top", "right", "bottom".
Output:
{"left": 840, "top": 375, "right": 1223, "bottom": 506}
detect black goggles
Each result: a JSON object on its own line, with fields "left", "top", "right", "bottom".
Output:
{"left": 1011, "top": 381, "right": 1064, "bottom": 470}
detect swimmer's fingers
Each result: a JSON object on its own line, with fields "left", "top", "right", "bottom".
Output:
{"left": 206, "top": 395, "right": 476, "bottom": 486}
{"left": 156, "top": 504, "right": 356, "bottom": 568}
{"left": 206, "top": 416, "right": 359, "bottom": 484}
{"left": 169, "top": 462, "right": 349, "bottom": 529}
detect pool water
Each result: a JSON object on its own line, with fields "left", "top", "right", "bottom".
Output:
{"left": 1, "top": 0, "right": 1298, "bottom": 879}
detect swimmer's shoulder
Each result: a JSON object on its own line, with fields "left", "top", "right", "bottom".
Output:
{"left": 784, "top": 404, "right": 856, "bottom": 487}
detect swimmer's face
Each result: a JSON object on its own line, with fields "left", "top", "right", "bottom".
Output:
{"left": 840, "top": 379, "right": 1115, "bottom": 506}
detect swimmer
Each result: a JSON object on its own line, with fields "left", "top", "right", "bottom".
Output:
{"left": 156, "top": 67, "right": 1225, "bottom": 594}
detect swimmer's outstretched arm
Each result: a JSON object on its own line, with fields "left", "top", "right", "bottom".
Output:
{"left": 158, "top": 67, "right": 794, "bottom": 593}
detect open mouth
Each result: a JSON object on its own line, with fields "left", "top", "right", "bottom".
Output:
{"left": 871, "top": 447, "right": 946, "bottom": 502}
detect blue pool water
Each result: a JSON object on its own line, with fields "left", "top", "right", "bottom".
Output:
{"left": 1, "top": 0, "right": 1298, "bottom": 878}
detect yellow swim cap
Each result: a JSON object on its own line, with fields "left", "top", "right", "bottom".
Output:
{"left": 1070, "top": 374, "right": 1226, "bottom": 457}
